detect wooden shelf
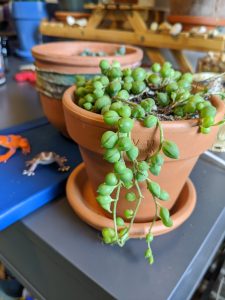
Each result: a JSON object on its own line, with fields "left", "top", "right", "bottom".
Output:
{"left": 40, "top": 21, "right": 225, "bottom": 53}
{"left": 84, "top": 3, "right": 167, "bottom": 12}
{"left": 40, "top": 6, "right": 225, "bottom": 72}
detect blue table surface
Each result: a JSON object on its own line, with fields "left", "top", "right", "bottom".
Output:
{"left": 0, "top": 118, "right": 82, "bottom": 230}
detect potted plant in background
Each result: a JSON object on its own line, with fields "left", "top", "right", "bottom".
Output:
{"left": 32, "top": 42, "right": 143, "bottom": 137}
{"left": 57, "top": 0, "right": 91, "bottom": 12}
{"left": 168, "top": 0, "right": 225, "bottom": 30}
{"left": 12, "top": 0, "right": 47, "bottom": 61}
{"left": 63, "top": 60, "right": 225, "bottom": 264}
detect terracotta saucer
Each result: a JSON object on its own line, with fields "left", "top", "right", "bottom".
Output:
{"left": 66, "top": 163, "right": 197, "bottom": 238}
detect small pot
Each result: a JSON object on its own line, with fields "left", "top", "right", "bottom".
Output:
{"left": 63, "top": 86, "right": 225, "bottom": 222}
{"left": 58, "top": 0, "right": 87, "bottom": 11}
{"left": 167, "top": 15, "right": 225, "bottom": 30}
{"left": 32, "top": 42, "right": 143, "bottom": 136}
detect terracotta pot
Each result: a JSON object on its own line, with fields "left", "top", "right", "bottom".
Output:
{"left": 32, "top": 42, "right": 143, "bottom": 74}
{"left": 63, "top": 86, "right": 225, "bottom": 222}
{"left": 32, "top": 42, "right": 143, "bottom": 136}
{"left": 169, "top": 0, "right": 225, "bottom": 30}
{"left": 167, "top": 15, "right": 225, "bottom": 30}
{"left": 115, "top": 0, "right": 138, "bottom": 3}
{"left": 169, "top": 0, "right": 225, "bottom": 18}
{"left": 40, "top": 93, "right": 69, "bottom": 138}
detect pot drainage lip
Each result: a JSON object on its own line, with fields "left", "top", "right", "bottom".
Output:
{"left": 66, "top": 163, "right": 197, "bottom": 238}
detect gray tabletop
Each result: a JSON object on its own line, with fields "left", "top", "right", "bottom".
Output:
{"left": 0, "top": 57, "right": 225, "bottom": 300}
{"left": 0, "top": 57, "right": 43, "bottom": 130}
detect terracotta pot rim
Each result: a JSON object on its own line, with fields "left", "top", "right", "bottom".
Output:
{"left": 66, "top": 162, "right": 197, "bottom": 237}
{"left": 168, "top": 15, "right": 225, "bottom": 26}
{"left": 55, "top": 11, "right": 91, "bottom": 19}
{"left": 63, "top": 86, "right": 225, "bottom": 131}
{"left": 32, "top": 42, "right": 143, "bottom": 67}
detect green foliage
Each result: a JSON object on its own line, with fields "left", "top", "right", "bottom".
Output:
{"left": 116, "top": 217, "right": 125, "bottom": 226}
{"left": 125, "top": 192, "right": 136, "bottom": 202}
{"left": 105, "top": 173, "right": 118, "bottom": 186}
{"left": 144, "top": 115, "right": 158, "bottom": 128}
{"left": 162, "top": 140, "right": 180, "bottom": 159}
{"left": 80, "top": 46, "right": 126, "bottom": 57}
{"left": 147, "top": 181, "right": 161, "bottom": 198}
{"left": 159, "top": 207, "right": 173, "bottom": 227}
{"left": 74, "top": 59, "right": 223, "bottom": 265}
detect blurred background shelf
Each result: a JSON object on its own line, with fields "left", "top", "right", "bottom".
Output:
{"left": 40, "top": 4, "right": 225, "bottom": 73}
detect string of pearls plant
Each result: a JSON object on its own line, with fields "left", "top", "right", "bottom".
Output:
{"left": 75, "top": 60, "right": 224, "bottom": 265}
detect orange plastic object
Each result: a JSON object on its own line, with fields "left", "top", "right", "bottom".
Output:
{"left": 0, "top": 135, "right": 30, "bottom": 163}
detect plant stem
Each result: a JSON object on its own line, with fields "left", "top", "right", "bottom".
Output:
{"left": 212, "top": 119, "right": 225, "bottom": 126}
{"left": 121, "top": 99, "right": 138, "bottom": 106}
{"left": 153, "top": 119, "right": 164, "bottom": 156}
{"left": 170, "top": 99, "right": 188, "bottom": 110}
{"left": 148, "top": 196, "right": 158, "bottom": 233}
{"left": 158, "top": 119, "right": 164, "bottom": 149}
{"left": 113, "top": 182, "right": 123, "bottom": 247}
{"left": 146, "top": 195, "right": 158, "bottom": 263}
{"left": 127, "top": 180, "right": 144, "bottom": 232}
{"left": 145, "top": 119, "right": 164, "bottom": 165}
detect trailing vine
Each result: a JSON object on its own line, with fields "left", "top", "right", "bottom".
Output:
{"left": 75, "top": 60, "right": 224, "bottom": 265}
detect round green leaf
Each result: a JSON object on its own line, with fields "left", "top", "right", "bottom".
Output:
{"left": 101, "top": 131, "right": 118, "bottom": 149}
{"left": 144, "top": 115, "right": 158, "bottom": 128}
{"left": 104, "top": 148, "right": 120, "bottom": 163}
{"left": 148, "top": 181, "right": 161, "bottom": 197}
{"left": 125, "top": 192, "right": 136, "bottom": 202}
{"left": 118, "top": 117, "right": 134, "bottom": 133}
{"left": 97, "top": 183, "right": 115, "bottom": 196}
{"left": 105, "top": 173, "right": 118, "bottom": 186}
{"left": 126, "top": 145, "right": 139, "bottom": 161}
{"left": 103, "top": 110, "right": 120, "bottom": 126}
{"left": 116, "top": 217, "right": 125, "bottom": 227}
{"left": 124, "top": 209, "right": 134, "bottom": 219}
{"left": 162, "top": 140, "right": 179, "bottom": 159}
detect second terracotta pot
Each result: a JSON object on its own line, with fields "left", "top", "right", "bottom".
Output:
{"left": 39, "top": 93, "right": 69, "bottom": 137}
{"left": 32, "top": 41, "right": 143, "bottom": 136}
{"left": 168, "top": 0, "right": 225, "bottom": 30}
{"left": 32, "top": 41, "right": 143, "bottom": 74}
{"left": 63, "top": 86, "right": 225, "bottom": 222}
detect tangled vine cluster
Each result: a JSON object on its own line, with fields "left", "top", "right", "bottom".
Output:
{"left": 75, "top": 60, "right": 221, "bottom": 264}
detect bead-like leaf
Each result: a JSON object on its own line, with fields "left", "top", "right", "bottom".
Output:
{"left": 148, "top": 181, "right": 161, "bottom": 198}
{"left": 96, "top": 195, "right": 113, "bottom": 213}
{"left": 162, "top": 140, "right": 179, "bottom": 159}
{"left": 159, "top": 207, "right": 173, "bottom": 227}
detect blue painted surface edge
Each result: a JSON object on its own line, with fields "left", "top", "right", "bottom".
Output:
{"left": 0, "top": 180, "right": 66, "bottom": 231}
{"left": 0, "top": 117, "right": 48, "bottom": 135}
{"left": 0, "top": 119, "right": 81, "bottom": 231}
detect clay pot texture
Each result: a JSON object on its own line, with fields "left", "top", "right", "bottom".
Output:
{"left": 169, "top": 0, "right": 225, "bottom": 30}
{"left": 40, "top": 93, "right": 69, "bottom": 138}
{"left": 32, "top": 42, "right": 143, "bottom": 136}
{"left": 167, "top": 15, "right": 225, "bottom": 30}
{"left": 169, "top": 0, "right": 225, "bottom": 17}
{"left": 32, "top": 42, "right": 143, "bottom": 74}
{"left": 63, "top": 86, "right": 225, "bottom": 223}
